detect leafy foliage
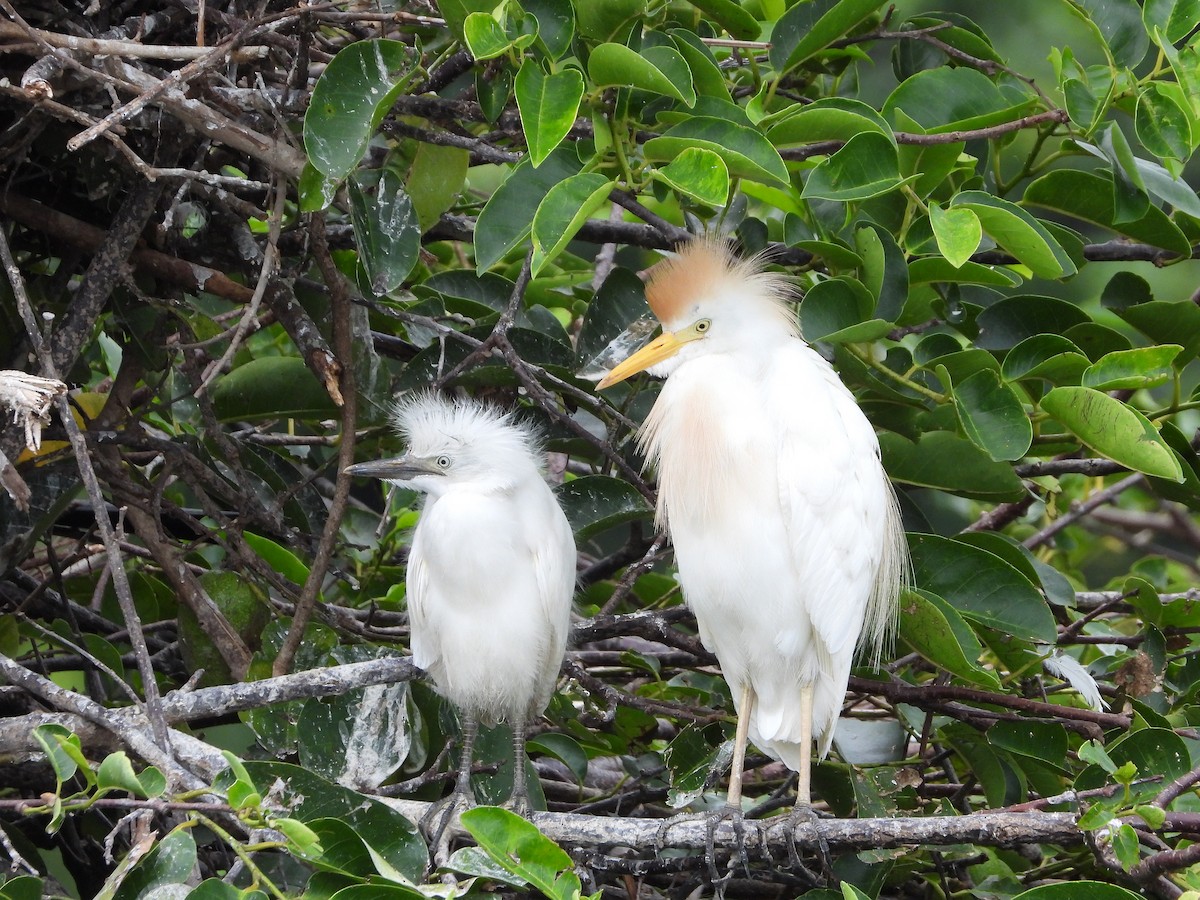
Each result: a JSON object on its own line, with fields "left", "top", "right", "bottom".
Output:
{"left": 3, "top": 0, "right": 1200, "bottom": 898}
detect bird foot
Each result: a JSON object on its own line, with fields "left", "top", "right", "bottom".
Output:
{"left": 504, "top": 790, "right": 533, "bottom": 820}
{"left": 656, "top": 804, "right": 753, "bottom": 886}
{"left": 780, "top": 803, "right": 834, "bottom": 884}
{"left": 422, "top": 788, "right": 476, "bottom": 869}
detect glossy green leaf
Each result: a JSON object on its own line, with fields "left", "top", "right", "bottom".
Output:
{"left": 97, "top": 751, "right": 165, "bottom": 799}
{"left": 304, "top": 40, "right": 416, "bottom": 179}
{"left": 1082, "top": 345, "right": 1182, "bottom": 391}
{"left": 1072, "top": 0, "right": 1148, "bottom": 67}
{"left": 652, "top": 146, "right": 729, "bottom": 205}
{"left": 1135, "top": 151, "right": 1200, "bottom": 217}
{"left": 989, "top": 720, "right": 1068, "bottom": 763}
{"left": 212, "top": 357, "right": 339, "bottom": 421}
{"left": 588, "top": 42, "right": 696, "bottom": 106}
{"left": 524, "top": 0, "right": 574, "bottom": 58}
{"left": 908, "top": 258, "right": 1022, "bottom": 287}
{"left": 802, "top": 132, "right": 903, "bottom": 201}
{"left": 899, "top": 588, "right": 1000, "bottom": 688}
{"left": 1092, "top": 124, "right": 1150, "bottom": 225}
{"left": 770, "top": 0, "right": 888, "bottom": 72}
{"left": 664, "top": 723, "right": 733, "bottom": 807}
{"left": 515, "top": 61, "right": 585, "bottom": 167}
{"left": 799, "top": 277, "right": 890, "bottom": 343}
{"left": 556, "top": 475, "right": 651, "bottom": 539}
{"left": 301, "top": 818, "right": 376, "bottom": 877}
{"left": 908, "top": 533, "right": 1056, "bottom": 642}
{"left": 765, "top": 97, "right": 892, "bottom": 146}
{"left": 462, "top": 807, "right": 581, "bottom": 900}
{"left": 884, "top": 67, "right": 1031, "bottom": 133}
{"left": 950, "top": 367, "right": 1032, "bottom": 462}
{"left": 243, "top": 761, "right": 427, "bottom": 879}
{"left": 530, "top": 173, "right": 614, "bottom": 274}
{"left": 1013, "top": 883, "right": 1143, "bottom": 900}
{"left": 1041, "top": 386, "right": 1183, "bottom": 481}
{"left": 880, "top": 431, "right": 1026, "bottom": 501}
{"left": 577, "top": 267, "right": 651, "bottom": 365}
{"left": 575, "top": 0, "right": 646, "bottom": 41}
{"left": 406, "top": 143, "right": 469, "bottom": 232}
{"left": 527, "top": 733, "right": 589, "bottom": 785}
{"left": 930, "top": 203, "right": 982, "bottom": 268}
{"left": 855, "top": 223, "right": 907, "bottom": 323}
{"left": 951, "top": 192, "right": 1075, "bottom": 279}
{"left": 670, "top": 30, "right": 734, "bottom": 99}
{"left": 475, "top": 148, "right": 583, "bottom": 271}
{"left": 1001, "top": 335, "right": 1090, "bottom": 385}
{"left": 644, "top": 117, "right": 790, "bottom": 187}
{"left": 1119, "top": 300, "right": 1200, "bottom": 363}
{"left": 1144, "top": 0, "right": 1200, "bottom": 43}
{"left": 976, "top": 295, "right": 1091, "bottom": 351}
{"left": 685, "top": 0, "right": 761, "bottom": 39}
{"left": 113, "top": 829, "right": 197, "bottom": 900}
{"left": 1023, "top": 170, "right": 1191, "bottom": 256}
{"left": 1136, "top": 84, "right": 1193, "bottom": 163}
{"left": 464, "top": 12, "right": 516, "bottom": 60}
{"left": 349, "top": 170, "right": 421, "bottom": 295}
{"left": 33, "top": 723, "right": 85, "bottom": 785}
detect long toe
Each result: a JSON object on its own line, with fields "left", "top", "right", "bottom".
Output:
{"left": 786, "top": 803, "right": 833, "bottom": 884}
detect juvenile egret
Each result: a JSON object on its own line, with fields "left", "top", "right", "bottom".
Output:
{"left": 597, "top": 238, "right": 908, "bottom": 811}
{"left": 345, "top": 393, "right": 576, "bottom": 818}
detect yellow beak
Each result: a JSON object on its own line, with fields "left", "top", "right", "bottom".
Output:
{"left": 596, "top": 331, "right": 685, "bottom": 389}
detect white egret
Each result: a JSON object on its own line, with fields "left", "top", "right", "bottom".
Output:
{"left": 345, "top": 393, "right": 576, "bottom": 819}
{"left": 597, "top": 238, "right": 908, "bottom": 812}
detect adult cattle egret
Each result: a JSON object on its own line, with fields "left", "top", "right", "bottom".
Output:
{"left": 597, "top": 238, "right": 908, "bottom": 810}
{"left": 345, "top": 393, "right": 576, "bottom": 818}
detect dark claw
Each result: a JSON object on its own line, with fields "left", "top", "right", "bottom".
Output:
{"left": 786, "top": 803, "right": 834, "bottom": 884}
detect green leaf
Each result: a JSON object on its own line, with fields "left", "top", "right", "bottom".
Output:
{"left": 663, "top": 723, "right": 732, "bottom": 807}
{"left": 988, "top": 720, "right": 1067, "bottom": 763}
{"left": 879, "top": 431, "right": 1026, "bottom": 502}
{"left": 908, "top": 533, "right": 1057, "bottom": 643}
{"left": 33, "top": 723, "right": 86, "bottom": 786}
{"left": 684, "top": 0, "right": 761, "bottom": 39}
{"left": 884, "top": 67, "right": 1031, "bottom": 133}
{"left": 1041, "top": 386, "right": 1183, "bottom": 481}
{"left": 97, "top": 752, "right": 164, "bottom": 799}
{"left": 802, "top": 132, "right": 903, "bottom": 201}
{"left": 951, "top": 192, "right": 1076, "bottom": 279}
{"left": 770, "top": 0, "right": 887, "bottom": 72}
{"left": 461, "top": 807, "right": 581, "bottom": 900}
{"left": 1023, "top": 170, "right": 1192, "bottom": 257}
{"left": 525, "top": 0, "right": 575, "bottom": 59}
{"left": 304, "top": 40, "right": 416, "bottom": 179}
{"left": 854, "top": 223, "right": 908, "bottom": 323}
{"left": 464, "top": 12, "right": 515, "bottom": 60}
{"left": 1013, "top": 882, "right": 1145, "bottom": 900}
{"left": 515, "top": 61, "right": 585, "bottom": 167}
{"left": 670, "top": 30, "right": 734, "bottom": 100}
{"left": 244, "top": 531, "right": 312, "bottom": 584}
{"left": 588, "top": 42, "right": 696, "bottom": 105}
{"left": 1118, "top": 300, "right": 1200, "bottom": 364}
{"left": 765, "top": 97, "right": 893, "bottom": 146}
{"left": 652, "top": 147, "right": 729, "bottom": 205}
{"left": 555, "top": 475, "right": 651, "bottom": 539}
{"left": 575, "top": 0, "right": 646, "bottom": 42}
{"left": 406, "top": 143, "right": 469, "bottom": 232}
{"left": 113, "top": 829, "right": 197, "bottom": 900}
{"left": 899, "top": 588, "right": 1000, "bottom": 688}
{"left": 1112, "top": 822, "right": 1140, "bottom": 871}
{"left": 475, "top": 148, "right": 583, "bottom": 271}
{"left": 930, "top": 203, "right": 982, "bottom": 268}
{"left": 211, "top": 356, "right": 339, "bottom": 422}
{"left": 799, "top": 277, "right": 891, "bottom": 343}
{"left": 577, "top": 267, "right": 651, "bottom": 365}
{"left": 1091, "top": 123, "right": 1150, "bottom": 225}
{"left": 1137, "top": 84, "right": 1193, "bottom": 164}
{"left": 950, "top": 367, "right": 1032, "bottom": 462}
{"left": 527, "top": 733, "right": 589, "bottom": 785}
{"left": 1144, "top": 0, "right": 1200, "bottom": 44}
{"left": 530, "top": 173, "right": 615, "bottom": 274}
{"left": 1072, "top": 0, "right": 1148, "bottom": 68}
{"left": 976, "top": 295, "right": 1091, "bottom": 351}
{"left": 243, "top": 761, "right": 427, "bottom": 880}
{"left": 349, "top": 170, "right": 421, "bottom": 295}
{"left": 644, "top": 117, "right": 790, "bottom": 187}
{"left": 1082, "top": 345, "right": 1182, "bottom": 391}
{"left": 1001, "top": 335, "right": 1090, "bottom": 385}
{"left": 1135, "top": 151, "right": 1200, "bottom": 218}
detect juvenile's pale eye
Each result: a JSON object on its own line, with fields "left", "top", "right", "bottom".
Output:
{"left": 436, "top": 455, "right": 452, "bottom": 469}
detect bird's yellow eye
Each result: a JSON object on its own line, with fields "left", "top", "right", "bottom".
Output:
{"left": 436, "top": 455, "right": 452, "bottom": 469}
{"left": 694, "top": 318, "right": 712, "bottom": 333}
